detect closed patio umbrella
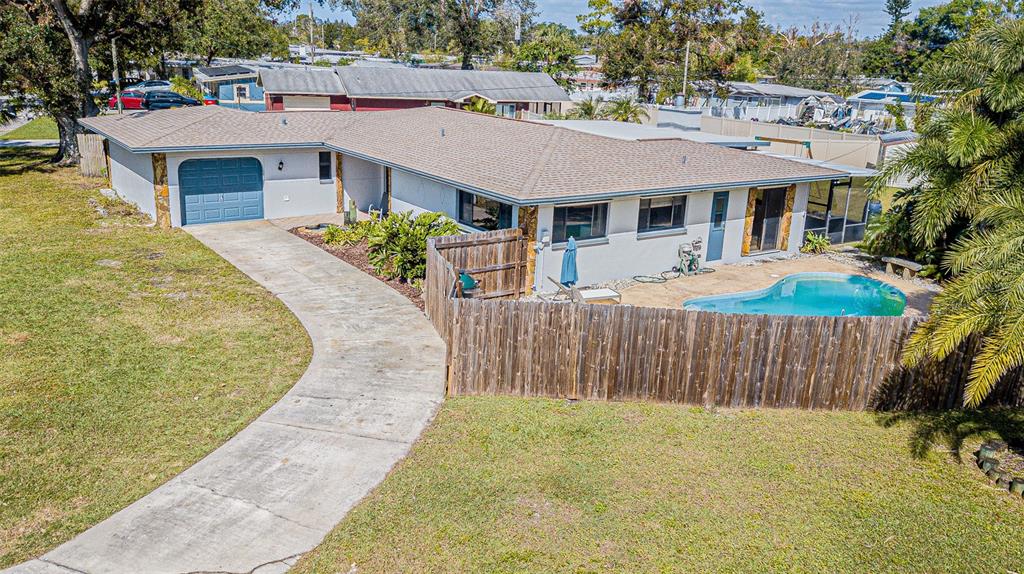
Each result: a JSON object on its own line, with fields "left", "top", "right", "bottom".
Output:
{"left": 560, "top": 236, "right": 578, "bottom": 286}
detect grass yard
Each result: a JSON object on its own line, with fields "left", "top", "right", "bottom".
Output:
{"left": 0, "top": 117, "right": 59, "bottom": 140}
{"left": 0, "top": 149, "right": 311, "bottom": 566}
{"left": 295, "top": 397, "right": 1024, "bottom": 574}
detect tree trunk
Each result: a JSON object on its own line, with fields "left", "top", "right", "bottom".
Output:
{"left": 461, "top": 51, "right": 474, "bottom": 70}
{"left": 47, "top": 0, "right": 99, "bottom": 165}
{"left": 53, "top": 114, "right": 81, "bottom": 166}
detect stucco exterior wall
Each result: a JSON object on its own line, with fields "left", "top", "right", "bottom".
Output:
{"left": 165, "top": 148, "right": 336, "bottom": 226}
{"left": 534, "top": 187, "right": 787, "bottom": 289}
{"left": 390, "top": 168, "right": 458, "bottom": 217}
{"left": 108, "top": 142, "right": 156, "bottom": 219}
{"left": 342, "top": 156, "right": 385, "bottom": 212}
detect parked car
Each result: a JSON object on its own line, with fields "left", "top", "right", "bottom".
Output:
{"left": 141, "top": 91, "right": 201, "bottom": 110}
{"left": 107, "top": 90, "right": 145, "bottom": 110}
{"left": 127, "top": 79, "right": 172, "bottom": 92}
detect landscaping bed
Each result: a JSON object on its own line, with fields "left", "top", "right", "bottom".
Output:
{"left": 0, "top": 148, "right": 311, "bottom": 566}
{"left": 293, "top": 398, "right": 1024, "bottom": 573}
{"left": 291, "top": 227, "right": 425, "bottom": 310}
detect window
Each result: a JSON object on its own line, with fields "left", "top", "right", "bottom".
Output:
{"left": 496, "top": 103, "right": 516, "bottom": 118}
{"left": 234, "top": 84, "right": 249, "bottom": 100}
{"left": 638, "top": 195, "right": 687, "bottom": 233}
{"left": 318, "top": 152, "right": 332, "bottom": 181}
{"left": 553, "top": 203, "right": 608, "bottom": 243}
{"left": 458, "top": 190, "right": 513, "bottom": 230}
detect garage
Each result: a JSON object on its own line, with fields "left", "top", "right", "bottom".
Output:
{"left": 179, "top": 158, "right": 264, "bottom": 225}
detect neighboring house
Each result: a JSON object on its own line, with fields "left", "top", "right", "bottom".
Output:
{"left": 687, "top": 82, "right": 844, "bottom": 122}
{"left": 537, "top": 119, "right": 770, "bottom": 149}
{"left": 81, "top": 105, "right": 851, "bottom": 288}
{"left": 695, "top": 82, "right": 844, "bottom": 108}
{"left": 847, "top": 89, "right": 938, "bottom": 128}
{"left": 192, "top": 65, "right": 265, "bottom": 111}
{"left": 258, "top": 66, "right": 572, "bottom": 117}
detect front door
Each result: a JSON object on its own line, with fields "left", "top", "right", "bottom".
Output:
{"left": 706, "top": 191, "right": 729, "bottom": 261}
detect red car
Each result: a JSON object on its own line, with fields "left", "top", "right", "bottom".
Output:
{"left": 107, "top": 90, "right": 145, "bottom": 110}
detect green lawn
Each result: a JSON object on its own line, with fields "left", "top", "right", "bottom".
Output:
{"left": 295, "top": 397, "right": 1024, "bottom": 574}
{"left": 0, "top": 116, "right": 59, "bottom": 140}
{"left": 0, "top": 149, "right": 311, "bottom": 566}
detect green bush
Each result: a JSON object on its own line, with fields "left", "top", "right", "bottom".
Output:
{"left": 859, "top": 188, "right": 961, "bottom": 279}
{"left": 366, "top": 211, "right": 460, "bottom": 280}
{"left": 800, "top": 232, "right": 832, "bottom": 254}
{"left": 170, "top": 76, "right": 203, "bottom": 100}
{"left": 322, "top": 220, "right": 373, "bottom": 246}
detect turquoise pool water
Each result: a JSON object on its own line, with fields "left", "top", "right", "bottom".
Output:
{"left": 683, "top": 272, "right": 906, "bottom": 317}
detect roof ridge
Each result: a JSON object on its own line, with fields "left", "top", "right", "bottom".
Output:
{"left": 520, "top": 127, "right": 563, "bottom": 197}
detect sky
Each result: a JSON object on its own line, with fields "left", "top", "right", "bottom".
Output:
{"left": 295, "top": 0, "right": 948, "bottom": 39}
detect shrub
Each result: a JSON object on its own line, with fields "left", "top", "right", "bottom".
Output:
{"left": 322, "top": 220, "right": 373, "bottom": 246}
{"left": 366, "top": 211, "right": 460, "bottom": 280}
{"left": 800, "top": 232, "right": 832, "bottom": 254}
{"left": 170, "top": 76, "right": 203, "bottom": 100}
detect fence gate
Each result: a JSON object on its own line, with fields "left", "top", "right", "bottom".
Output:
{"left": 77, "top": 134, "right": 106, "bottom": 178}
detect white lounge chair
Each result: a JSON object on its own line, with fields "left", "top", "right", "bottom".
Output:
{"left": 547, "top": 277, "right": 621, "bottom": 304}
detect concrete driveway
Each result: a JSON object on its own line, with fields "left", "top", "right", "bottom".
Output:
{"left": 4, "top": 220, "right": 446, "bottom": 574}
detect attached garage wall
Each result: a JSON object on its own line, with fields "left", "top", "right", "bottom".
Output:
{"left": 390, "top": 168, "right": 458, "bottom": 218}
{"left": 166, "top": 148, "right": 336, "bottom": 226}
{"left": 108, "top": 142, "right": 156, "bottom": 219}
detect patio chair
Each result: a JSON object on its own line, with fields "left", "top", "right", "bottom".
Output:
{"left": 546, "top": 277, "right": 621, "bottom": 304}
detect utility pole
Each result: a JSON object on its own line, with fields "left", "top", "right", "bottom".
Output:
{"left": 111, "top": 37, "right": 123, "bottom": 114}
{"left": 681, "top": 40, "right": 691, "bottom": 108}
{"left": 308, "top": 0, "right": 316, "bottom": 64}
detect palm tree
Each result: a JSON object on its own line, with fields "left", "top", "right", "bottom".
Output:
{"left": 871, "top": 20, "right": 1024, "bottom": 406}
{"left": 604, "top": 98, "right": 650, "bottom": 123}
{"left": 568, "top": 96, "right": 606, "bottom": 119}
{"left": 464, "top": 97, "right": 496, "bottom": 115}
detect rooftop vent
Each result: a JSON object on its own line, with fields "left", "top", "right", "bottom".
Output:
{"left": 280, "top": 117, "right": 288, "bottom": 126}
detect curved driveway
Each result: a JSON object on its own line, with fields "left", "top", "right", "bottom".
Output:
{"left": 6, "top": 220, "right": 446, "bottom": 574}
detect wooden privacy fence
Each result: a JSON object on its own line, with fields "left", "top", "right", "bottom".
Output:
{"left": 426, "top": 230, "right": 1024, "bottom": 410}
{"left": 426, "top": 228, "right": 529, "bottom": 340}
{"left": 77, "top": 134, "right": 106, "bottom": 178}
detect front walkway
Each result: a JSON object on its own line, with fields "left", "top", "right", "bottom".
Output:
{"left": 5, "top": 220, "right": 446, "bottom": 574}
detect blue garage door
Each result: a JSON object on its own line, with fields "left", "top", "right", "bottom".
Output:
{"left": 179, "top": 158, "right": 263, "bottom": 225}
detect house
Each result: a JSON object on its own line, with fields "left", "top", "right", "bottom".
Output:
{"left": 695, "top": 82, "right": 844, "bottom": 109}
{"left": 685, "top": 81, "right": 846, "bottom": 122}
{"left": 257, "top": 66, "right": 572, "bottom": 117}
{"left": 847, "top": 89, "right": 938, "bottom": 127}
{"left": 80, "top": 105, "right": 852, "bottom": 288}
{"left": 192, "top": 65, "right": 265, "bottom": 111}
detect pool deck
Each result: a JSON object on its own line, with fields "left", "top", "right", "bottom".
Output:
{"left": 619, "top": 254, "right": 938, "bottom": 317}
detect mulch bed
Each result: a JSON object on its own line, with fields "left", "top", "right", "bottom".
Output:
{"left": 291, "top": 227, "right": 425, "bottom": 311}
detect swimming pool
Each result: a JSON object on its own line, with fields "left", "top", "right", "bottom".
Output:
{"left": 682, "top": 272, "right": 906, "bottom": 317}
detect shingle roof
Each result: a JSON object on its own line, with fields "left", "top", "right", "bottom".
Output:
{"left": 257, "top": 67, "right": 345, "bottom": 95}
{"left": 80, "top": 106, "right": 844, "bottom": 204}
{"left": 333, "top": 67, "right": 571, "bottom": 102}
